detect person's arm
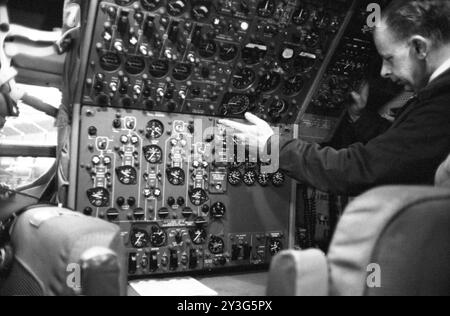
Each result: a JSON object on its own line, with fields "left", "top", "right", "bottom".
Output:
{"left": 278, "top": 100, "right": 450, "bottom": 195}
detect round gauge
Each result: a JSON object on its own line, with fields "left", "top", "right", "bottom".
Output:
{"left": 271, "top": 171, "right": 285, "bottom": 187}
{"left": 232, "top": 68, "right": 256, "bottom": 90}
{"left": 269, "top": 238, "right": 283, "bottom": 256}
{"left": 189, "top": 188, "right": 209, "bottom": 206}
{"left": 228, "top": 169, "right": 242, "bottom": 186}
{"left": 116, "top": 166, "right": 138, "bottom": 185}
{"left": 167, "top": 167, "right": 186, "bottom": 186}
{"left": 198, "top": 40, "right": 217, "bottom": 59}
{"left": 282, "top": 75, "right": 304, "bottom": 96}
{"left": 294, "top": 54, "right": 316, "bottom": 73}
{"left": 143, "top": 145, "right": 163, "bottom": 164}
{"left": 292, "top": 7, "right": 309, "bottom": 25}
{"left": 145, "top": 120, "right": 164, "bottom": 139}
{"left": 99, "top": 52, "right": 121, "bottom": 72}
{"left": 130, "top": 229, "right": 150, "bottom": 249}
{"left": 257, "top": 0, "right": 276, "bottom": 18}
{"left": 189, "top": 227, "right": 207, "bottom": 245}
{"left": 243, "top": 170, "right": 257, "bottom": 186}
{"left": 191, "top": 1, "right": 211, "bottom": 21}
{"left": 242, "top": 44, "right": 267, "bottom": 65}
{"left": 140, "top": 0, "right": 163, "bottom": 11}
{"left": 269, "top": 98, "right": 288, "bottom": 115}
{"left": 172, "top": 63, "right": 192, "bottom": 81}
{"left": 150, "top": 226, "right": 167, "bottom": 247}
{"left": 125, "top": 56, "right": 145, "bottom": 75}
{"left": 227, "top": 95, "right": 251, "bottom": 115}
{"left": 258, "top": 173, "right": 270, "bottom": 186}
{"left": 211, "top": 202, "right": 226, "bottom": 218}
{"left": 257, "top": 72, "right": 281, "bottom": 92}
{"left": 208, "top": 236, "right": 225, "bottom": 254}
{"left": 149, "top": 60, "right": 170, "bottom": 78}
{"left": 87, "top": 187, "right": 110, "bottom": 207}
{"left": 219, "top": 43, "right": 238, "bottom": 61}
{"left": 166, "top": 0, "right": 187, "bottom": 17}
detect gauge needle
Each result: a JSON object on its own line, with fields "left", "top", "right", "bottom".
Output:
{"left": 194, "top": 231, "right": 202, "bottom": 242}
{"left": 93, "top": 192, "right": 103, "bottom": 199}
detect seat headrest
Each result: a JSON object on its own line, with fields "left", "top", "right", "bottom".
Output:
{"left": 435, "top": 154, "right": 450, "bottom": 188}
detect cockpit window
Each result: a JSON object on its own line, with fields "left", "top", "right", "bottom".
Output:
{"left": 0, "top": 84, "right": 60, "bottom": 189}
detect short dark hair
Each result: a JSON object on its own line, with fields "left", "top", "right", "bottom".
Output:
{"left": 382, "top": 0, "right": 450, "bottom": 45}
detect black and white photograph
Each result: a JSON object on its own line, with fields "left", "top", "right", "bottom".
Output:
{"left": 0, "top": 0, "right": 449, "bottom": 298}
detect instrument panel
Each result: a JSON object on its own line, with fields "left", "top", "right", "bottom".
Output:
{"left": 82, "top": 0, "right": 352, "bottom": 124}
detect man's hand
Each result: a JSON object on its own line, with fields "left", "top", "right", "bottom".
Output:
{"left": 219, "top": 112, "right": 274, "bottom": 149}
{"left": 348, "top": 81, "right": 369, "bottom": 122}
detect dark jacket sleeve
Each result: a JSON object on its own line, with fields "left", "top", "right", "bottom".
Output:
{"left": 352, "top": 110, "right": 392, "bottom": 144}
{"left": 278, "top": 100, "right": 450, "bottom": 196}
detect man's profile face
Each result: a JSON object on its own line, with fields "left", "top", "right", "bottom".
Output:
{"left": 374, "top": 21, "right": 427, "bottom": 92}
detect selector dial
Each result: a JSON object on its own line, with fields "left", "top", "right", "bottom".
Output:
{"left": 257, "top": 173, "right": 270, "bottom": 187}
{"left": 189, "top": 188, "right": 209, "bottom": 206}
{"left": 293, "top": 7, "right": 309, "bottom": 25}
{"left": 116, "top": 166, "right": 138, "bottom": 185}
{"left": 198, "top": 40, "right": 217, "bottom": 59}
{"left": 282, "top": 75, "right": 304, "bottom": 96}
{"left": 167, "top": 167, "right": 186, "bottom": 186}
{"left": 271, "top": 171, "right": 286, "bottom": 187}
{"left": 269, "top": 238, "right": 283, "bottom": 256}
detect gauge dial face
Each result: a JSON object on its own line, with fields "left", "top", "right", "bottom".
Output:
{"left": 191, "top": 1, "right": 211, "bottom": 21}
{"left": 268, "top": 98, "right": 288, "bottom": 117}
{"left": 116, "top": 166, "right": 138, "bottom": 185}
{"left": 304, "top": 31, "right": 320, "bottom": 48}
{"left": 146, "top": 120, "right": 164, "bottom": 139}
{"left": 190, "top": 227, "right": 207, "bottom": 245}
{"left": 269, "top": 239, "right": 282, "bottom": 256}
{"left": 150, "top": 226, "right": 167, "bottom": 247}
{"left": 172, "top": 63, "right": 192, "bottom": 81}
{"left": 211, "top": 202, "right": 226, "bottom": 218}
{"left": 116, "top": 0, "right": 134, "bottom": 5}
{"left": 167, "top": 167, "right": 186, "bottom": 186}
{"left": 292, "top": 7, "right": 309, "bottom": 25}
{"left": 243, "top": 170, "right": 257, "bottom": 186}
{"left": 208, "top": 236, "right": 225, "bottom": 254}
{"left": 140, "top": 0, "right": 163, "bottom": 11}
{"left": 232, "top": 68, "right": 256, "bottom": 90}
{"left": 167, "top": 0, "right": 187, "bottom": 16}
{"left": 228, "top": 169, "right": 242, "bottom": 186}
{"left": 257, "top": 0, "right": 276, "bottom": 18}
{"left": 99, "top": 52, "right": 121, "bottom": 72}
{"left": 219, "top": 43, "right": 238, "bottom": 61}
{"left": 198, "top": 40, "right": 217, "bottom": 59}
{"left": 131, "top": 229, "right": 150, "bottom": 249}
{"left": 224, "top": 95, "right": 251, "bottom": 115}
{"left": 143, "top": 145, "right": 163, "bottom": 164}
{"left": 87, "top": 187, "right": 110, "bottom": 207}
{"left": 271, "top": 171, "right": 285, "bottom": 187}
{"left": 282, "top": 75, "right": 304, "bottom": 96}
{"left": 149, "top": 60, "right": 170, "bottom": 78}
{"left": 189, "top": 188, "right": 209, "bottom": 206}
{"left": 258, "top": 72, "right": 281, "bottom": 92}
{"left": 125, "top": 56, "right": 145, "bottom": 75}
{"left": 258, "top": 173, "right": 270, "bottom": 186}
{"left": 313, "top": 11, "right": 331, "bottom": 29}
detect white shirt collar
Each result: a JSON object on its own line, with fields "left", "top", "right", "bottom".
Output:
{"left": 429, "top": 57, "right": 450, "bottom": 83}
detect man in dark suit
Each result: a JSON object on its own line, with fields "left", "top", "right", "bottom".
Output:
{"left": 220, "top": 0, "right": 450, "bottom": 195}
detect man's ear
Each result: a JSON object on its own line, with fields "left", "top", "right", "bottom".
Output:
{"left": 409, "top": 35, "right": 431, "bottom": 60}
